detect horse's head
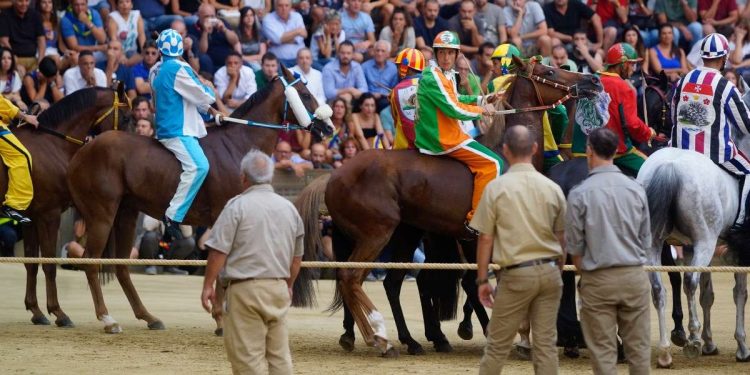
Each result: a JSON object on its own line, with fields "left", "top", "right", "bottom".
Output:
{"left": 643, "top": 71, "right": 673, "bottom": 138}
{"left": 91, "top": 81, "right": 134, "bottom": 135}
{"left": 512, "top": 56, "right": 602, "bottom": 104}
{"left": 278, "top": 65, "right": 334, "bottom": 140}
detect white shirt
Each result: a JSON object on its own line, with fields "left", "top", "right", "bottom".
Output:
{"left": 290, "top": 65, "right": 326, "bottom": 105}
{"left": 214, "top": 65, "right": 257, "bottom": 109}
{"left": 63, "top": 66, "right": 107, "bottom": 94}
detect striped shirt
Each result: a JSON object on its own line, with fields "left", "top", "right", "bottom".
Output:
{"left": 670, "top": 67, "right": 750, "bottom": 165}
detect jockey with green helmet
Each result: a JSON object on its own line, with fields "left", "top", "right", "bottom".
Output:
{"left": 415, "top": 31, "right": 503, "bottom": 226}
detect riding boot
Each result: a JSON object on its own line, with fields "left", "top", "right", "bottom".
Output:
{"left": 0, "top": 205, "right": 31, "bottom": 224}
{"left": 162, "top": 215, "right": 185, "bottom": 242}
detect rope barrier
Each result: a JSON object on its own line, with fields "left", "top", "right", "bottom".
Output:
{"left": 2, "top": 257, "right": 750, "bottom": 273}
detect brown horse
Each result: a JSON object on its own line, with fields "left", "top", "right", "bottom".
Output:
{"left": 65, "top": 67, "right": 328, "bottom": 333}
{"left": 295, "top": 57, "right": 602, "bottom": 355}
{"left": 3, "top": 85, "right": 133, "bottom": 327}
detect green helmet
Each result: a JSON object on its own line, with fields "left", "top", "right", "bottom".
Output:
{"left": 491, "top": 43, "right": 522, "bottom": 74}
{"left": 433, "top": 31, "right": 461, "bottom": 50}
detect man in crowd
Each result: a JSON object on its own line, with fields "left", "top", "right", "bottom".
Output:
{"left": 391, "top": 47, "right": 425, "bottom": 150}
{"left": 291, "top": 48, "right": 326, "bottom": 106}
{"left": 191, "top": 3, "right": 239, "bottom": 75}
{"left": 310, "top": 143, "right": 333, "bottom": 169}
{"left": 566, "top": 127, "right": 652, "bottom": 374}
{"left": 102, "top": 40, "right": 136, "bottom": 98}
{"left": 273, "top": 140, "right": 313, "bottom": 177}
{"left": 698, "top": 0, "right": 739, "bottom": 37}
{"left": 414, "top": 0, "right": 449, "bottom": 59}
{"left": 214, "top": 52, "right": 257, "bottom": 111}
{"left": 322, "top": 41, "right": 368, "bottom": 103}
{"left": 255, "top": 52, "right": 279, "bottom": 91}
{"left": 474, "top": 0, "right": 506, "bottom": 47}
{"left": 340, "top": 0, "right": 376, "bottom": 61}
{"left": 132, "top": 41, "right": 160, "bottom": 100}
{"left": 61, "top": 0, "right": 108, "bottom": 62}
{"left": 568, "top": 30, "right": 604, "bottom": 74}
{"left": 471, "top": 42, "right": 496, "bottom": 92}
{"left": 473, "top": 125, "right": 566, "bottom": 374}
{"left": 201, "top": 149, "right": 303, "bottom": 374}
{"left": 504, "top": 0, "right": 552, "bottom": 56}
{"left": 655, "top": 0, "right": 703, "bottom": 48}
{"left": 132, "top": 96, "right": 153, "bottom": 121}
{"left": 448, "top": 0, "right": 486, "bottom": 58}
{"left": 63, "top": 51, "right": 106, "bottom": 94}
{"left": 361, "top": 41, "right": 398, "bottom": 112}
{"left": 543, "top": 0, "right": 603, "bottom": 51}
{"left": 133, "top": 0, "right": 182, "bottom": 34}
{"left": 543, "top": 45, "right": 578, "bottom": 71}
{"left": 0, "top": 0, "right": 45, "bottom": 72}
{"left": 589, "top": 0, "right": 628, "bottom": 50}
{"left": 262, "top": 0, "right": 306, "bottom": 67}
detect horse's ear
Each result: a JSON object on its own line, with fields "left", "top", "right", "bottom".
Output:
{"left": 279, "top": 64, "right": 293, "bottom": 81}
{"left": 512, "top": 55, "right": 526, "bottom": 71}
{"left": 116, "top": 80, "right": 125, "bottom": 97}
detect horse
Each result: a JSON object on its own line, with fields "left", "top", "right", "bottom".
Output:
{"left": 65, "top": 66, "right": 331, "bottom": 333}
{"left": 294, "top": 56, "right": 602, "bottom": 356}
{"left": 4, "top": 85, "right": 133, "bottom": 328}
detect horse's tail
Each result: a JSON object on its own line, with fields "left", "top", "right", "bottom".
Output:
{"left": 420, "top": 235, "right": 461, "bottom": 321}
{"left": 291, "top": 173, "right": 330, "bottom": 308}
{"left": 645, "top": 161, "right": 682, "bottom": 243}
{"left": 326, "top": 224, "right": 353, "bottom": 314}
{"left": 99, "top": 229, "right": 116, "bottom": 285}
{"left": 726, "top": 182, "right": 750, "bottom": 266}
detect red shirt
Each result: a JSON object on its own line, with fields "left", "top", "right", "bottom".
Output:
{"left": 600, "top": 72, "right": 651, "bottom": 154}
{"left": 589, "top": 0, "right": 628, "bottom": 25}
{"left": 697, "top": 0, "right": 738, "bottom": 21}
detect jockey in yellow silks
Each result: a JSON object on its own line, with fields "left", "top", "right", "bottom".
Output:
{"left": 488, "top": 44, "right": 569, "bottom": 173}
{"left": 0, "top": 96, "right": 39, "bottom": 223}
{"left": 415, "top": 31, "right": 503, "bottom": 226}
{"left": 391, "top": 48, "right": 425, "bottom": 150}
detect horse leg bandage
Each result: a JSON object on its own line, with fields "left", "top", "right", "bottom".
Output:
{"left": 368, "top": 310, "right": 392, "bottom": 351}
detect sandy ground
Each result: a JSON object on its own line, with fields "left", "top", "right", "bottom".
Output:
{"left": 0, "top": 264, "right": 749, "bottom": 374}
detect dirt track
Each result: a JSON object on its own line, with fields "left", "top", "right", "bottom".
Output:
{"left": 0, "top": 263, "right": 749, "bottom": 374}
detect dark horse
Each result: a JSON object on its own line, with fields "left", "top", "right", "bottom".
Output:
{"left": 6, "top": 85, "right": 133, "bottom": 327}
{"left": 65, "top": 67, "right": 329, "bottom": 333}
{"left": 295, "top": 57, "right": 602, "bottom": 355}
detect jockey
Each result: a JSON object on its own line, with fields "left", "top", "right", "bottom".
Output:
{"left": 391, "top": 48, "right": 425, "bottom": 150}
{"left": 151, "top": 29, "right": 217, "bottom": 240}
{"left": 671, "top": 33, "right": 750, "bottom": 223}
{"left": 487, "top": 44, "right": 569, "bottom": 173}
{"left": 415, "top": 31, "right": 502, "bottom": 225}
{"left": 0, "top": 96, "right": 38, "bottom": 224}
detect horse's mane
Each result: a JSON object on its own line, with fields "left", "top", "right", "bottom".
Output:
{"left": 38, "top": 87, "right": 103, "bottom": 128}
{"left": 230, "top": 80, "right": 277, "bottom": 119}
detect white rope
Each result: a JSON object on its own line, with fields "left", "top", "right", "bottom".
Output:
{"left": 3, "top": 257, "right": 750, "bottom": 273}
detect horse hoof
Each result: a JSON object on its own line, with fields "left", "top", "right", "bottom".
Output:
{"left": 433, "top": 340, "right": 453, "bottom": 353}
{"left": 514, "top": 345, "right": 531, "bottom": 361}
{"left": 683, "top": 340, "right": 702, "bottom": 359}
{"left": 148, "top": 320, "right": 165, "bottom": 330}
{"left": 31, "top": 315, "right": 50, "bottom": 325}
{"left": 381, "top": 347, "right": 399, "bottom": 358}
{"left": 55, "top": 316, "right": 75, "bottom": 328}
{"left": 406, "top": 343, "right": 425, "bottom": 356}
{"left": 214, "top": 328, "right": 223, "bottom": 337}
{"left": 671, "top": 328, "right": 688, "bottom": 347}
{"left": 339, "top": 334, "right": 355, "bottom": 352}
{"left": 563, "top": 346, "right": 580, "bottom": 359}
{"left": 736, "top": 352, "right": 750, "bottom": 362}
{"left": 104, "top": 323, "right": 122, "bottom": 334}
{"left": 657, "top": 347, "right": 673, "bottom": 369}
{"left": 457, "top": 321, "right": 473, "bottom": 340}
{"left": 702, "top": 343, "right": 719, "bottom": 356}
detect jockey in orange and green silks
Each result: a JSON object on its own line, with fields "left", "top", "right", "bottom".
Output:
{"left": 488, "top": 43, "right": 569, "bottom": 173}
{"left": 415, "top": 31, "right": 503, "bottom": 223}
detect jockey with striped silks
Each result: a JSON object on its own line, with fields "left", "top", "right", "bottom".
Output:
{"left": 151, "top": 29, "right": 217, "bottom": 240}
{"left": 0, "top": 96, "right": 38, "bottom": 224}
{"left": 391, "top": 48, "right": 425, "bottom": 150}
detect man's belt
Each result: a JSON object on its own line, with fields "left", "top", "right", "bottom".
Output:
{"left": 503, "top": 257, "right": 558, "bottom": 271}
{"left": 228, "top": 277, "right": 284, "bottom": 285}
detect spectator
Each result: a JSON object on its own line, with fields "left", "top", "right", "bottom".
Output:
{"left": 214, "top": 51, "right": 257, "bottom": 111}
{"left": 244, "top": 0, "right": 273, "bottom": 19}
{"left": 654, "top": 0, "right": 703, "bottom": 48}
{"left": 311, "top": 10, "right": 345, "bottom": 70}
{"left": 207, "top": 0, "right": 241, "bottom": 29}
{"left": 698, "top": 0, "right": 739, "bottom": 37}
{"left": 628, "top": 0, "right": 658, "bottom": 47}
{"left": 133, "top": 0, "right": 182, "bottom": 34}
{"left": 567, "top": 29, "right": 604, "bottom": 73}
{"left": 0, "top": 216, "right": 18, "bottom": 257}
{"left": 648, "top": 23, "right": 689, "bottom": 81}
{"left": 389, "top": 0, "right": 419, "bottom": 17}
{"left": 325, "top": 96, "right": 351, "bottom": 161}
{"left": 139, "top": 215, "right": 194, "bottom": 275}
{"left": 474, "top": 0, "right": 506, "bottom": 47}
{"left": 238, "top": 6, "right": 267, "bottom": 71}
{"left": 135, "top": 118, "right": 155, "bottom": 136}
{"left": 379, "top": 8, "right": 415, "bottom": 58}
{"left": 448, "top": 0, "right": 486, "bottom": 58}
{"left": 322, "top": 41, "right": 368, "bottom": 103}
{"left": 589, "top": 0, "right": 628, "bottom": 51}
{"left": 61, "top": 0, "right": 108, "bottom": 63}
{"left": 456, "top": 52, "right": 482, "bottom": 96}
{"left": 310, "top": 142, "right": 334, "bottom": 169}
{"left": 361, "top": 40, "right": 398, "bottom": 112}
{"left": 620, "top": 24, "right": 649, "bottom": 75}
{"left": 272, "top": 140, "right": 313, "bottom": 177}
{"left": 543, "top": 44, "right": 579, "bottom": 71}
{"left": 255, "top": 52, "right": 279, "bottom": 90}
{"left": 63, "top": 50, "right": 106, "bottom": 94}
{"left": 170, "top": 0, "right": 202, "bottom": 27}
{"left": 132, "top": 95, "right": 153, "bottom": 121}
{"left": 504, "top": 0, "right": 552, "bottom": 56}
{"left": 310, "top": 0, "right": 344, "bottom": 33}
{"left": 101, "top": 40, "right": 137, "bottom": 98}
{"left": 132, "top": 40, "right": 159, "bottom": 99}
{"left": 291, "top": 48, "right": 326, "bottom": 105}
{"left": 361, "top": 0, "right": 394, "bottom": 27}
{"left": 108, "top": 0, "right": 145, "bottom": 67}
{"left": 0, "top": 47, "right": 27, "bottom": 111}
{"left": 543, "top": 0, "right": 603, "bottom": 51}
{"left": 340, "top": 0, "right": 376, "bottom": 61}
{"left": 335, "top": 137, "right": 360, "bottom": 168}
{"left": 193, "top": 3, "right": 241, "bottom": 75}
{"left": 0, "top": 0, "right": 45, "bottom": 73}
{"left": 38, "top": 0, "right": 77, "bottom": 71}
{"left": 414, "top": 0, "right": 449, "bottom": 59}
{"left": 725, "top": 69, "right": 748, "bottom": 95}
{"left": 351, "top": 92, "right": 390, "bottom": 149}
{"left": 730, "top": 21, "right": 750, "bottom": 84}
{"left": 171, "top": 19, "right": 201, "bottom": 74}
{"left": 21, "top": 56, "right": 64, "bottom": 109}
{"left": 471, "top": 42, "right": 496, "bottom": 91}
{"left": 262, "top": 0, "right": 306, "bottom": 67}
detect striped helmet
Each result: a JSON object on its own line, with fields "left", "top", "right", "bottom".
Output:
{"left": 157, "top": 29, "right": 184, "bottom": 57}
{"left": 395, "top": 48, "right": 426, "bottom": 78}
{"left": 700, "top": 33, "right": 730, "bottom": 59}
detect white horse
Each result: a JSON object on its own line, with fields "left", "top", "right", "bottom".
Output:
{"left": 637, "top": 147, "right": 750, "bottom": 367}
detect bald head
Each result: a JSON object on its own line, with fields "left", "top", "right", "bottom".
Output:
{"left": 502, "top": 125, "right": 535, "bottom": 157}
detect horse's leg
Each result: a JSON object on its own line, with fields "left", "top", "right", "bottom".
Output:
{"left": 23, "top": 224, "right": 48, "bottom": 325}
{"left": 457, "top": 299, "right": 474, "bottom": 340}
{"left": 699, "top": 273, "right": 718, "bottom": 355}
{"left": 460, "top": 241, "right": 490, "bottom": 332}
{"left": 340, "top": 304, "right": 356, "bottom": 352}
{"left": 515, "top": 318, "right": 532, "bottom": 361}
{"left": 683, "top": 241, "right": 714, "bottom": 358}
{"left": 79, "top": 211, "right": 120, "bottom": 333}
{"left": 649, "top": 246, "right": 673, "bottom": 368}
{"left": 112, "top": 205, "right": 164, "bottom": 329}
{"left": 212, "top": 280, "right": 224, "bottom": 336}
{"left": 734, "top": 272, "right": 750, "bottom": 361}
{"left": 37, "top": 214, "right": 74, "bottom": 327}
{"left": 663, "top": 244, "right": 686, "bottom": 346}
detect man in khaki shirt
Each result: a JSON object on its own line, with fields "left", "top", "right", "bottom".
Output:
{"left": 471, "top": 125, "right": 566, "bottom": 374}
{"left": 201, "top": 150, "right": 304, "bottom": 375}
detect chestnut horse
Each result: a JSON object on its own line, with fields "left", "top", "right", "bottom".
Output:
{"left": 65, "top": 67, "right": 329, "bottom": 333}
{"left": 295, "top": 57, "right": 603, "bottom": 355}
{"left": 4, "top": 85, "right": 132, "bottom": 327}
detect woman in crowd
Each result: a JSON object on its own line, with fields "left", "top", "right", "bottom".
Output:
{"left": 621, "top": 24, "right": 650, "bottom": 75}
{"left": 38, "top": 0, "right": 76, "bottom": 70}
{"left": 21, "top": 56, "right": 64, "bottom": 110}
{"left": 730, "top": 20, "right": 750, "bottom": 86}
{"left": 108, "top": 0, "right": 145, "bottom": 67}
{"left": 350, "top": 93, "right": 390, "bottom": 150}
{"left": 648, "top": 24, "right": 689, "bottom": 81}
{"left": 334, "top": 137, "right": 361, "bottom": 168}
{"left": 0, "top": 48, "right": 26, "bottom": 112}
{"left": 311, "top": 11, "right": 345, "bottom": 70}
{"left": 237, "top": 7, "right": 267, "bottom": 71}
{"left": 725, "top": 69, "right": 747, "bottom": 95}
{"left": 379, "top": 8, "right": 415, "bottom": 58}
{"left": 323, "top": 96, "right": 352, "bottom": 162}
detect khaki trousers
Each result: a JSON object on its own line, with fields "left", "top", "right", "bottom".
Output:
{"left": 479, "top": 263, "right": 563, "bottom": 375}
{"left": 15, "top": 57, "right": 38, "bottom": 73}
{"left": 224, "top": 279, "right": 292, "bottom": 375}
{"left": 580, "top": 266, "right": 651, "bottom": 375}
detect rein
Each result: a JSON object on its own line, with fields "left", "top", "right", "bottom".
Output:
{"left": 490, "top": 61, "right": 577, "bottom": 116}
{"left": 38, "top": 91, "right": 131, "bottom": 146}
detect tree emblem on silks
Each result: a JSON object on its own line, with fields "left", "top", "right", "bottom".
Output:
{"left": 576, "top": 91, "right": 611, "bottom": 135}
{"left": 678, "top": 101, "right": 711, "bottom": 127}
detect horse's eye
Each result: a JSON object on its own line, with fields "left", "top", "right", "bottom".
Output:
{"left": 301, "top": 93, "right": 312, "bottom": 100}
{"left": 546, "top": 70, "right": 555, "bottom": 77}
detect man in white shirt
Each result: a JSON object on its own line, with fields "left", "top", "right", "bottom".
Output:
{"left": 291, "top": 48, "right": 326, "bottom": 105}
{"left": 262, "top": 0, "right": 306, "bottom": 67}
{"left": 214, "top": 51, "right": 257, "bottom": 111}
{"left": 63, "top": 50, "right": 107, "bottom": 94}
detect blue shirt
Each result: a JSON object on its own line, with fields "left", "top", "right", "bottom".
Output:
{"left": 60, "top": 9, "right": 103, "bottom": 47}
{"left": 413, "top": 16, "right": 448, "bottom": 45}
{"left": 132, "top": 0, "right": 165, "bottom": 19}
{"left": 262, "top": 11, "right": 305, "bottom": 61}
{"left": 321, "top": 59, "right": 368, "bottom": 101}
{"left": 361, "top": 60, "right": 398, "bottom": 96}
{"left": 131, "top": 61, "right": 152, "bottom": 99}
{"left": 340, "top": 10, "right": 374, "bottom": 47}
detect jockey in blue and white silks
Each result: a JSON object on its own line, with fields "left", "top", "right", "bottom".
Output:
{"left": 151, "top": 29, "right": 216, "bottom": 239}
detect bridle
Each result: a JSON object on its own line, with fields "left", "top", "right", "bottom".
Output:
{"left": 643, "top": 79, "right": 670, "bottom": 133}
{"left": 491, "top": 60, "right": 581, "bottom": 116}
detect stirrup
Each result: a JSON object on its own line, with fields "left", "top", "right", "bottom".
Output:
{"left": 162, "top": 216, "right": 184, "bottom": 242}
{"left": 464, "top": 221, "right": 479, "bottom": 237}
{"left": 1, "top": 206, "right": 31, "bottom": 224}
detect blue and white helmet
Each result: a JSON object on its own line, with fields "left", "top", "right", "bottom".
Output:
{"left": 700, "top": 33, "right": 730, "bottom": 59}
{"left": 157, "top": 29, "right": 184, "bottom": 57}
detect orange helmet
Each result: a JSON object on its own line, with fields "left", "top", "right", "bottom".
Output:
{"left": 395, "top": 48, "right": 426, "bottom": 78}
